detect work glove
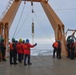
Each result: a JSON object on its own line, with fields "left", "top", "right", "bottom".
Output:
{"left": 34, "top": 43, "right": 37, "bottom": 46}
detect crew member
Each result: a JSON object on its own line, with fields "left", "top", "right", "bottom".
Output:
{"left": 1, "top": 38, "right": 6, "bottom": 61}
{"left": 66, "top": 38, "right": 71, "bottom": 58}
{"left": 17, "top": 39, "right": 24, "bottom": 63}
{"left": 10, "top": 38, "right": 17, "bottom": 65}
{"left": 52, "top": 40, "right": 58, "bottom": 58}
{"left": 57, "top": 40, "right": 62, "bottom": 59}
{"left": 70, "top": 40, "right": 75, "bottom": 60}
{"left": 23, "top": 39, "right": 37, "bottom": 66}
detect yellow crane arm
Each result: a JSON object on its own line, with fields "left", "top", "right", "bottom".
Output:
{"left": 1, "top": 0, "right": 21, "bottom": 28}
{"left": 0, "top": 0, "right": 21, "bottom": 44}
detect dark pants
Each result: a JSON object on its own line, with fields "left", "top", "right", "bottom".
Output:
{"left": 1, "top": 49, "right": 6, "bottom": 61}
{"left": 70, "top": 48, "right": 75, "bottom": 60}
{"left": 22, "top": 54, "right": 24, "bottom": 60}
{"left": 10, "top": 50, "right": 17, "bottom": 64}
{"left": 24, "top": 54, "right": 30, "bottom": 64}
{"left": 67, "top": 47, "right": 71, "bottom": 58}
{"left": 57, "top": 48, "right": 61, "bottom": 59}
{"left": 18, "top": 54, "right": 23, "bottom": 62}
{"left": 53, "top": 48, "right": 58, "bottom": 58}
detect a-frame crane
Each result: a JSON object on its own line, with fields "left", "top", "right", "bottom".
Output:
{"left": 0, "top": 0, "right": 67, "bottom": 56}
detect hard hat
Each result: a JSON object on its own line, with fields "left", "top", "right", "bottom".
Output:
{"left": 26, "top": 39, "right": 29, "bottom": 43}
{"left": 57, "top": 40, "right": 61, "bottom": 43}
{"left": 19, "top": 39, "right": 22, "bottom": 43}
{"left": 15, "top": 40, "right": 18, "bottom": 43}
{"left": 1, "top": 38, "right": 4, "bottom": 42}
{"left": 22, "top": 40, "right": 25, "bottom": 43}
{"left": 12, "top": 38, "right": 15, "bottom": 42}
{"left": 67, "top": 38, "right": 70, "bottom": 40}
{"left": 57, "top": 40, "right": 60, "bottom": 42}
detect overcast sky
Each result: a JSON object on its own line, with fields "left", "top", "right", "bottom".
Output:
{"left": 0, "top": 0, "right": 76, "bottom": 44}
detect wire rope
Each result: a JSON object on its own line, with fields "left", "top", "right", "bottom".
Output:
{"left": 11, "top": 2, "right": 76, "bottom": 41}
{"left": 33, "top": 7, "right": 76, "bottom": 13}
{"left": 15, "top": 2, "right": 35, "bottom": 38}
{"left": 55, "top": 8, "right": 76, "bottom": 11}
{"left": 14, "top": 6, "right": 31, "bottom": 37}
{"left": 12, "top": 3, "right": 25, "bottom": 38}
{"left": 34, "top": 12, "right": 54, "bottom": 43}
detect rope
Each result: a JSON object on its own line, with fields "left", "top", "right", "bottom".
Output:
{"left": 34, "top": 12, "right": 54, "bottom": 43}
{"left": 55, "top": 8, "right": 76, "bottom": 11}
{"left": 12, "top": 3, "right": 25, "bottom": 38}
{"left": 14, "top": 6, "right": 31, "bottom": 37}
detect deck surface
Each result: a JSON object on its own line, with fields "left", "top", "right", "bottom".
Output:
{"left": 0, "top": 56, "right": 76, "bottom": 75}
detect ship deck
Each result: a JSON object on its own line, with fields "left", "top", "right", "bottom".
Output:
{"left": 0, "top": 56, "right": 76, "bottom": 75}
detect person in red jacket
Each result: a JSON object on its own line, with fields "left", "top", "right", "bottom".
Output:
{"left": 23, "top": 39, "right": 37, "bottom": 66}
{"left": 17, "top": 39, "right": 24, "bottom": 63}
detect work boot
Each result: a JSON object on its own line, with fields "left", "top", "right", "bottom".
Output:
{"left": 58, "top": 57, "right": 61, "bottom": 59}
{"left": 10, "top": 63, "right": 14, "bottom": 65}
{"left": 28, "top": 63, "right": 32, "bottom": 65}
{"left": 3, "top": 59, "right": 7, "bottom": 62}
{"left": 24, "top": 63, "right": 27, "bottom": 66}
{"left": 14, "top": 63, "right": 18, "bottom": 65}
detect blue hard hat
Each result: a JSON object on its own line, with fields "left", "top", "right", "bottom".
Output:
{"left": 26, "top": 39, "right": 29, "bottom": 43}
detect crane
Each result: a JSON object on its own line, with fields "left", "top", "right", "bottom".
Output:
{"left": 66, "top": 29, "right": 76, "bottom": 42}
{"left": 0, "top": 0, "right": 67, "bottom": 56}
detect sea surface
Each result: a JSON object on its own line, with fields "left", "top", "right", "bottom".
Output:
{"left": 31, "top": 43, "right": 53, "bottom": 56}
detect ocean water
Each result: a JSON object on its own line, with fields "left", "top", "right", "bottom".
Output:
{"left": 31, "top": 43, "right": 53, "bottom": 56}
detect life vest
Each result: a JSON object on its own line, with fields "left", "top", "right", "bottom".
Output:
{"left": 53, "top": 42, "right": 58, "bottom": 48}
{"left": 10, "top": 43, "right": 14, "bottom": 50}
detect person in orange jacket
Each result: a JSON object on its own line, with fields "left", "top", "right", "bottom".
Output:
{"left": 10, "top": 38, "right": 17, "bottom": 65}
{"left": 23, "top": 39, "right": 37, "bottom": 65}
{"left": 16, "top": 39, "right": 24, "bottom": 63}
{"left": 52, "top": 40, "right": 58, "bottom": 58}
